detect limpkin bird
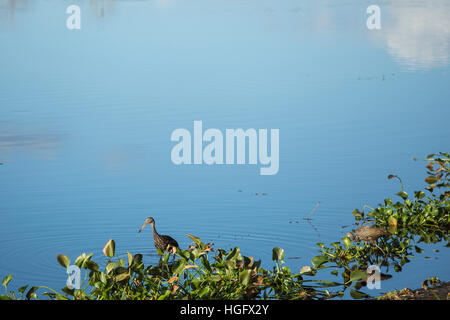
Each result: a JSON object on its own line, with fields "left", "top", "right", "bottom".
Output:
{"left": 346, "top": 225, "right": 391, "bottom": 254}
{"left": 138, "top": 217, "right": 179, "bottom": 257}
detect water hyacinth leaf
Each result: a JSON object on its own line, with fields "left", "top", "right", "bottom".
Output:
{"left": 209, "top": 275, "right": 221, "bottom": 282}
{"left": 102, "top": 239, "right": 115, "bottom": 258}
{"left": 314, "top": 280, "right": 342, "bottom": 288}
{"left": 311, "top": 255, "right": 328, "bottom": 268}
{"left": 61, "top": 286, "right": 75, "bottom": 296}
{"left": 189, "top": 248, "right": 201, "bottom": 261}
{"left": 396, "top": 191, "right": 408, "bottom": 200}
{"left": 74, "top": 253, "right": 86, "bottom": 267}
{"left": 127, "top": 251, "right": 133, "bottom": 267}
{"left": 115, "top": 273, "right": 129, "bottom": 282}
{"left": 239, "top": 269, "right": 251, "bottom": 286}
{"left": 133, "top": 254, "right": 143, "bottom": 264}
{"left": 342, "top": 237, "right": 352, "bottom": 248}
{"left": 115, "top": 267, "right": 128, "bottom": 276}
{"left": 388, "top": 224, "right": 397, "bottom": 235}
{"left": 99, "top": 272, "right": 107, "bottom": 284}
{"left": 388, "top": 215, "right": 397, "bottom": 230}
{"left": 272, "top": 247, "right": 285, "bottom": 262}
{"left": 351, "top": 209, "right": 362, "bottom": 220}
{"left": 162, "top": 252, "right": 171, "bottom": 264}
{"left": 425, "top": 176, "right": 439, "bottom": 184}
{"left": 172, "top": 260, "right": 187, "bottom": 275}
{"left": 106, "top": 262, "right": 118, "bottom": 274}
{"left": 56, "top": 293, "right": 69, "bottom": 300}
{"left": 2, "top": 274, "right": 12, "bottom": 288}
{"left": 18, "top": 285, "right": 28, "bottom": 295}
{"left": 26, "top": 286, "right": 39, "bottom": 300}
{"left": 349, "top": 269, "right": 367, "bottom": 282}
{"left": 300, "top": 266, "right": 313, "bottom": 274}
{"left": 198, "top": 286, "right": 210, "bottom": 298}
{"left": 227, "top": 247, "right": 241, "bottom": 261}
{"left": 41, "top": 292, "right": 56, "bottom": 299}
{"left": 200, "top": 256, "right": 212, "bottom": 273}
{"left": 56, "top": 254, "right": 70, "bottom": 268}
{"left": 415, "top": 191, "right": 426, "bottom": 200}
{"left": 81, "top": 253, "right": 93, "bottom": 268}
{"left": 85, "top": 260, "right": 99, "bottom": 271}
{"left": 350, "top": 289, "right": 370, "bottom": 299}
{"left": 186, "top": 233, "right": 201, "bottom": 245}
{"left": 224, "top": 260, "right": 235, "bottom": 271}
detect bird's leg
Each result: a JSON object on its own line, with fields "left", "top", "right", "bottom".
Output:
{"left": 375, "top": 244, "right": 386, "bottom": 256}
{"left": 371, "top": 240, "right": 386, "bottom": 256}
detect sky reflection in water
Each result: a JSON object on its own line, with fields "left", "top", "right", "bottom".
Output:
{"left": 0, "top": 0, "right": 449, "bottom": 296}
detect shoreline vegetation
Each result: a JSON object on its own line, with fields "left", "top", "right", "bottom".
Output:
{"left": 1, "top": 152, "right": 449, "bottom": 300}
{"left": 379, "top": 279, "right": 450, "bottom": 300}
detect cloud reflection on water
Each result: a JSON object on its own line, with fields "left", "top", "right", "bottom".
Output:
{"left": 0, "top": 0, "right": 30, "bottom": 23}
{"left": 376, "top": 2, "right": 450, "bottom": 71}
{"left": 88, "top": 0, "right": 114, "bottom": 19}
{"left": 1, "top": 0, "right": 450, "bottom": 71}
{"left": 0, "top": 129, "right": 60, "bottom": 161}
{"left": 0, "top": 0, "right": 115, "bottom": 21}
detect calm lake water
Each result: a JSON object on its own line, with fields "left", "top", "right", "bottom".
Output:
{"left": 0, "top": 0, "right": 449, "bottom": 297}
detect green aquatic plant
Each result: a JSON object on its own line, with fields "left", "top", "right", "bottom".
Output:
{"left": 0, "top": 236, "right": 343, "bottom": 300}
{"left": 1, "top": 153, "right": 448, "bottom": 300}
{"left": 308, "top": 153, "right": 449, "bottom": 296}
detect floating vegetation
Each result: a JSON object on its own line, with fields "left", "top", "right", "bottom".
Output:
{"left": 1, "top": 153, "right": 448, "bottom": 300}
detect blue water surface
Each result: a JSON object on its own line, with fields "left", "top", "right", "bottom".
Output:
{"left": 0, "top": 0, "right": 449, "bottom": 297}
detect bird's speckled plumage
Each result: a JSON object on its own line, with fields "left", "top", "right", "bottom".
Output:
{"left": 347, "top": 225, "right": 391, "bottom": 242}
{"left": 346, "top": 226, "right": 391, "bottom": 255}
{"left": 138, "top": 217, "right": 179, "bottom": 252}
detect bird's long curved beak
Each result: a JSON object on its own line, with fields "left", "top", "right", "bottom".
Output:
{"left": 138, "top": 221, "right": 149, "bottom": 233}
